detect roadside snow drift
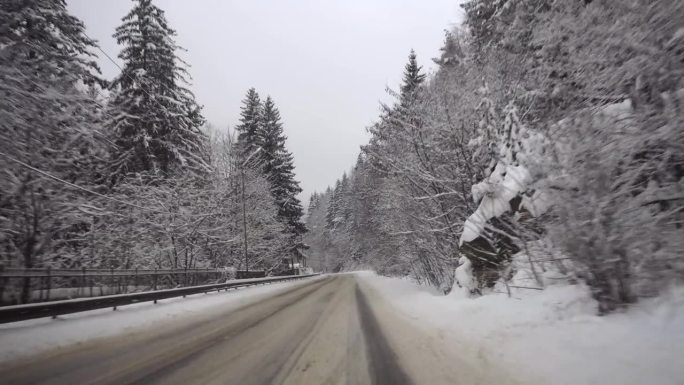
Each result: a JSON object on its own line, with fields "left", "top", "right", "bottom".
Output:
{"left": 356, "top": 271, "right": 684, "bottom": 385}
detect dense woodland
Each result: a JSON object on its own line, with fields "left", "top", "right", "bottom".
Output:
{"left": 0, "top": 0, "right": 306, "bottom": 296}
{"left": 306, "top": 0, "right": 684, "bottom": 312}
{"left": 1, "top": 0, "right": 682, "bottom": 314}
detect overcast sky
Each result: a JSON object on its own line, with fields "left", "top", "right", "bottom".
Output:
{"left": 68, "top": 0, "right": 463, "bottom": 201}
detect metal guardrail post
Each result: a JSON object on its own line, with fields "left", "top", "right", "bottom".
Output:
{"left": 81, "top": 267, "right": 86, "bottom": 297}
{"left": 0, "top": 265, "right": 4, "bottom": 305}
{"left": 46, "top": 266, "right": 51, "bottom": 301}
{"left": 153, "top": 268, "right": 158, "bottom": 291}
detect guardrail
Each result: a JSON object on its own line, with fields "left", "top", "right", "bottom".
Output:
{"left": 0, "top": 274, "right": 318, "bottom": 324}
{"left": 0, "top": 267, "right": 271, "bottom": 305}
{"left": 0, "top": 267, "right": 226, "bottom": 278}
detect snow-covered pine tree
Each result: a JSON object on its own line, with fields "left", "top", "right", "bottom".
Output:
{"left": 324, "top": 173, "right": 351, "bottom": 233}
{"left": 260, "top": 96, "right": 285, "bottom": 181}
{"left": 304, "top": 189, "right": 332, "bottom": 272}
{"left": 108, "top": 0, "right": 206, "bottom": 181}
{"left": 325, "top": 179, "right": 341, "bottom": 230}
{"left": 259, "top": 96, "right": 306, "bottom": 250}
{"left": 235, "top": 88, "right": 263, "bottom": 160}
{"left": 0, "top": 0, "right": 105, "bottom": 300}
{"left": 366, "top": 49, "right": 427, "bottom": 170}
{"left": 307, "top": 193, "right": 320, "bottom": 217}
{"left": 382, "top": 50, "right": 428, "bottom": 157}
{"left": 346, "top": 157, "right": 379, "bottom": 264}
{"left": 337, "top": 172, "right": 352, "bottom": 229}
{"left": 400, "top": 49, "right": 427, "bottom": 99}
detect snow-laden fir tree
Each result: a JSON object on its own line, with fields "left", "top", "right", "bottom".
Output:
{"left": 259, "top": 96, "right": 286, "bottom": 188}
{"left": 325, "top": 180, "right": 341, "bottom": 230}
{"left": 108, "top": 0, "right": 206, "bottom": 181}
{"left": 235, "top": 88, "right": 263, "bottom": 160}
{"left": 234, "top": 90, "right": 306, "bottom": 264}
{"left": 307, "top": 193, "right": 320, "bottom": 217}
{"left": 259, "top": 96, "right": 307, "bottom": 252}
{"left": 400, "top": 49, "right": 427, "bottom": 99}
{"left": 304, "top": 188, "right": 334, "bottom": 271}
{"left": 0, "top": 0, "right": 105, "bottom": 300}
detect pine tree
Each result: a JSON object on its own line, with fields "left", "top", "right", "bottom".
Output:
{"left": 325, "top": 182, "right": 339, "bottom": 230}
{"left": 235, "top": 88, "right": 263, "bottom": 160}
{"left": 236, "top": 93, "right": 307, "bottom": 260}
{"left": 260, "top": 97, "right": 306, "bottom": 235}
{"left": 338, "top": 172, "right": 352, "bottom": 227}
{"left": 259, "top": 96, "right": 283, "bottom": 177}
{"left": 0, "top": 0, "right": 104, "bottom": 299}
{"left": 400, "top": 49, "right": 427, "bottom": 98}
{"left": 367, "top": 50, "right": 427, "bottom": 161}
{"left": 391, "top": 50, "right": 427, "bottom": 132}
{"left": 307, "top": 193, "right": 319, "bottom": 217}
{"left": 108, "top": 0, "right": 206, "bottom": 180}
{"left": 0, "top": 0, "right": 103, "bottom": 184}
{"left": 304, "top": 189, "right": 332, "bottom": 272}
{"left": 326, "top": 178, "right": 346, "bottom": 231}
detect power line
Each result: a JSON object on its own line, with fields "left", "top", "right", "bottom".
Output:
{"left": 25, "top": 33, "right": 185, "bottom": 135}
{"left": 7, "top": 39, "right": 233, "bottom": 218}
{"left": 0, "top": 151, "right": 161, "bottom": 213}
{"left": 17, "top": 40, "right": 125, "bottom": 148}
{"left": 1, "top": 147, "right": 240, "bottom": 219}
{"left": 83, "top": 31, "right": 185, "bottom": 116}
{"left": 5, "top": 62, "right": 234, "bottom": 219}
{"left": 9, "top": 63, "right": 119, "bottom": 149}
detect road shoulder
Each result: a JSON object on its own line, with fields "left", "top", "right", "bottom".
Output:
{"left": 355, "top": 273, "right": 524, "bottom": 385}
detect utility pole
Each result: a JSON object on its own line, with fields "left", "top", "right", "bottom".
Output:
{"left": 239, "top": 147, "right": 261, "bottom": 274}
{"left": 241, "top": 166, "right": 248, "bottom": 273}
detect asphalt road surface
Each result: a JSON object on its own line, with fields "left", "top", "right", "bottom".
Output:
{"left": 0, "top": 274, "right": 514, "bottom": 385}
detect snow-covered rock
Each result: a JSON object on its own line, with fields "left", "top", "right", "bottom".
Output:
{"left": 460, "top": 163, "right": 531, "bottom": 245}
{"left": 453, "top": 256, "right": 477, "bottom": 296}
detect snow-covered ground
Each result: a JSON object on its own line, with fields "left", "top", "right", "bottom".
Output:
{"left": 0, "top": 276, "right": 322, "bottom": 363}
{"left": 357, "top": 271, "right": 684, "bottom": 385}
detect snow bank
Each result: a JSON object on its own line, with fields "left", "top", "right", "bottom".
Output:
{"left": 0, "top": 277, "right": 322, "bottom": 363}
{"left": 356, "top": 271, "right": 684, "bottom": 385}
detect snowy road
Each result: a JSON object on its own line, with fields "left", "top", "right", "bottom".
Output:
{"left": 0, "top": 275, "right": 429, "bottom": 385}
{"left": 0, "top": 275, "right": 678, "bottom": 385}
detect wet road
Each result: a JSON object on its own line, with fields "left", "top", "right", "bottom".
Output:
{"left": 0, "top": 275, "right": 417, "bottom": 385}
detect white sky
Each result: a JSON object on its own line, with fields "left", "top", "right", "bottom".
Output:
{"left": 67, "top": 0, "right": 463, "bottom": 201}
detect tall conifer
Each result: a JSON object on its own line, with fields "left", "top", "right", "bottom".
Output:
{"left": 108, "top": 0, "right": 206, "bottom": 180}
